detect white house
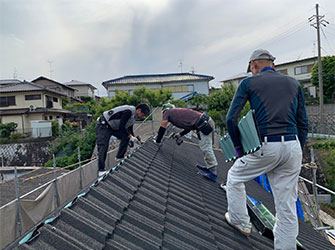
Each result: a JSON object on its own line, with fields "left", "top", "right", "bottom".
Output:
{"left": 220, "top": 57, "right": 318, "bottom": 97}
{"left": 64, "top": 80, "right": 97, "bottom": 99}
{"left": 102, "top": 73, "right": 214, "bottom": 100}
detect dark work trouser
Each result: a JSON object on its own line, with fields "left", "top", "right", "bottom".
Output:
{"left": 95, "top": 122, "right": 130, "bottom": 171}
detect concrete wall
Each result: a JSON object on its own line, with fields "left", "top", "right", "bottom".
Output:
{"left": 0, "top": 140, "right": 51, "bottom": 167}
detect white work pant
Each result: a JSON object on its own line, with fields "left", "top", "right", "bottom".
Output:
{"left": 226, "top": 137, "right": 302, "bottom": 250}
{"left": 199, "top": 118, "right": 218, "bottom": 173}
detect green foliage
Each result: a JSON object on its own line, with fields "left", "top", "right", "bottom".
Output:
{"left": 51, "top": 120, "right": 60, "bottom": 137}
{"left": 0, "top": 122, "right": 17, "bottom": 137}
{"left": 9, "top": 133, "right": 23, "bottom": 143}
{"left": 311, "top": 56, "right": 335, "bottom": 102}
{"left": 312, "top": 139, "right": 335, "bottom": 190}
{"left": 170, "top": 99, "right": 187, "bottom": 108}
{"left": 189, "top": 94, "right": 208, "bottom": 110}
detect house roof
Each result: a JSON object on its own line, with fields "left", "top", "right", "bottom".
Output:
{"left": 221, "top": 72, "right": 251, "bottom": 82}
{"left": 102, "top": 73, "right": 214, "bottom": 88}
{"left": 64, "top": 80, "right": 97, "bottom": 90}
{"left": 275, "top": 56, "right": 317, "bottom": 67}
{"left": 32, "top": 76, "right": 76, "bottom": 91}
{"left": 0, "top": 81, "right": 68, "bottom": 97}
{"left": 11, "top": 135, "right": 334, "bottom": 250}
{"left": 0, "top": 79, "right": 22, "bottom": 85}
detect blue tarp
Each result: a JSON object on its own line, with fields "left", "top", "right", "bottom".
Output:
{"left": 254, "top": 174, "right": 305, "bottom": 220}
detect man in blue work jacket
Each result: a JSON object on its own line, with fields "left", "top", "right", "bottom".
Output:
{"left": 225, "top": 49, "right": 308, "bottom": 249}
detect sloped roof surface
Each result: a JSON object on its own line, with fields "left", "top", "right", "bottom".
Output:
{"left": 64, "top": 80, "right": 97, "bottom": 90}
{"left": 0, "top": 81, "right": 67, "bottom": 97}
{"left": 14, "top": 138, "right": 334, "bottom": 250}
{"left": 102, "top": 73, "right": 214, "bottom": 87}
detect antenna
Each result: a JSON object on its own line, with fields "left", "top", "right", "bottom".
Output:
{"left": 178, "top": 59, "right": 183, "bottom": 73}
{"left": 47, "top": 60, "right": 54, "bottom": 79}
{"left": 13, "top": 67, "right": 17, "bottom": 79}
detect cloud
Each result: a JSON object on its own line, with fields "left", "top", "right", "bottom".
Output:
{"left": 1, "top": 0, "right": 335, "bottom": 95}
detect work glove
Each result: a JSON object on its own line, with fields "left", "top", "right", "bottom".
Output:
{"left": 234, "top": 145, "right": 244, "bottom": 158}
{"left": 129, "top": 136, "right": 139, "bottom": 143}
{"left": 175, "top": 133, "right": 183, "bottom": 145}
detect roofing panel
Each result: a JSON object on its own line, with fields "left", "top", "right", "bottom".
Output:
{"left": 12, "top": 135, "right": 334, "bottom": 250}
{"left": 102, "top": 73, "right": 214, "bottom": 86}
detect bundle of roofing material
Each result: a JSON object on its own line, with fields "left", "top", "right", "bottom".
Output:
{"left": 219, "top": 110, "right": 262, "bottom": 162}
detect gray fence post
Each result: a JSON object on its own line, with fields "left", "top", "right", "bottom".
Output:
{"left": 14, "top": 166, "right": 22, "bottom": 236}
{"left": 53, "top": 155, "right": 60, "bottom": 207}
{"left": 78, "top": 147, "right": 83, "bottom": 189}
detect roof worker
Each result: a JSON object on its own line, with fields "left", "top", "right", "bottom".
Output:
{"left": 154, "top": 103, "right": 218, "bottom": 182}
{"left": 96, "top": 104, "right": 150, "bottom": 176}
{"left": 225, "top": 49, "right": 308, "bottom": 248}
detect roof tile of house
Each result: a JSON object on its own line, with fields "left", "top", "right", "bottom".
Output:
{"left": 12, "top": 137, "right": 334, "bottom": 250}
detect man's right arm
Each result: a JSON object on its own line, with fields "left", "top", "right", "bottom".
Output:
{"left": 296, "top": 84, "right": 309, "bottom": 148}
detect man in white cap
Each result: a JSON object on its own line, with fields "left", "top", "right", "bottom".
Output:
{"left": 225, "top": 49, "right": 308, "bottom": 249}
{"left": 155, "top": 103, "right": 218, "bottom": 182}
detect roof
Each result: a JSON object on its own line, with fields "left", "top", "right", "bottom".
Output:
{"left": 221, "top": 72, "right": 251, "bottom": 82}
{"left": 0, "top": 79, "right": 22, "bottom": 85}
{"left": 0, "top": 81, "right": 68, "bottom": 97}
{"left": 32, "top": 76, "right": 76, "bottom": 91}
{"left": 275, "top": 56, "right": 317, "bottom": 67}
{"left": 64, "top": 80, "right": 97, "bottom": 90}
{"left": 102, "top": 73, "right": 214, "bottom": 87}
{"left": 10, "top": 136, "right": 334, "bottom": 249}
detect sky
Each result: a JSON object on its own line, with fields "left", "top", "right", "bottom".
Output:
{"left": 1, "top": 0, "right": 335, "bottom": 96}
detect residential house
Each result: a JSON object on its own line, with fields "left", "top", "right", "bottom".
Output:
{"left": 32, "top": 76, "right": 82, "bottom": 103}
{"left": 64, "top": 80, "right": 100, "bottom": 102}
{"left": 221, "top": 72, "right": 251, "bottom": 88}
{"left": 0, "top": 80, "right": 71, "bottom": 134}
{"left": 220, "top": 57, "right": 318, "bottom": 97}
{"left": 102, "top": 73, "right": 214, "bottom": 100}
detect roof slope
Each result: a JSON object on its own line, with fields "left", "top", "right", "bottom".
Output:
{"left": 14, "top": 138, "right": 333, "bottom": 250}
{"left": 102, "top": 73, "right": 214, "bottom": 87}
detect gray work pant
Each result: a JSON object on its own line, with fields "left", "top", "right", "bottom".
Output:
{"left": 226, "top": 136, "right": 302, "bottom": 250}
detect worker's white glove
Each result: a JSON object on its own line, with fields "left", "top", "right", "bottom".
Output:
{"left": 129, "top": 136, "right": 139, "bottom": 143}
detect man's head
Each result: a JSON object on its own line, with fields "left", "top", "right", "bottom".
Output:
{"left": 136, "top": 104, "right": 150, "bottom": 118}
{"left": 162, "top": 103, "right": 175, "bottom": 113}
{"left": 247, "top": 49, "right": 275, "bottom": 75}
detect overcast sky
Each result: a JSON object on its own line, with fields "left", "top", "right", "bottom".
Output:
{"left": 1, "top": 0, "right": 335, "bottom": 96}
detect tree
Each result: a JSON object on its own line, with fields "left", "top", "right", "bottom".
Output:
{"left": 311, "top": 55, "right": 335, "bottom": 103}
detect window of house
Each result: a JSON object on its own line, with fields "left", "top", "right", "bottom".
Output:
{"left": 49, "top": 116, "right": 53, "bottom": 120}
{"left": 25, "top": 94, "right": 41, "bottom": 100}
{"left": 44, "top": 116, "right": 48, "bottom": 120}
{"left": 162, "top": 85, "right": 192, "bottom": 92}
{"left": 295, "top": 66, "right": 308, "bottom": 75}
{"left": 0, "top": 96, "right": 16, "bottom": 107}
{"left": 53, "top": 97, "right": 58, "bottom": 102}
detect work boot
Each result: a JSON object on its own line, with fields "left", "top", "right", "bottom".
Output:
{"left": 199, "top": 171, "right": 217, "bottom": 182}
{"left": 225, "top": 212, "right": 251, "bottom": 237}
{"left": 196, "top": 164, "right": 210, "bottom": 172}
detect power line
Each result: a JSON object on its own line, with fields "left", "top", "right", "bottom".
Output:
{"left": 321, "top": 27, "right": 334, "bottom": 54}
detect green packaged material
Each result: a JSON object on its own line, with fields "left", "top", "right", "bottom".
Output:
{"left": 219, "top": 110, "right": 262, "bottom": 162}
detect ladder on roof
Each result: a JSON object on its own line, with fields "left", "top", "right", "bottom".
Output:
{"left": 297, "top": 179, "right": 322, "bottom": 228}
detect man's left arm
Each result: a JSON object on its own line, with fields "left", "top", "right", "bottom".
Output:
{"left": 155, "top": 120, "right": 168, "bottom": 143}
{"left": 296, "top": 85, "right": 309, "bottom": 148}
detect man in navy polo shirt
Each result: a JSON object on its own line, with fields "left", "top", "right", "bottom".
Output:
{"left": 225, "top": 49, "right": 308, "bottom": 249}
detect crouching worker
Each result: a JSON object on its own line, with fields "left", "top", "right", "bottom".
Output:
{"left": 154, "top": 103, "right": 218, "bottom": 181}
{"left": 96, "top": 104, "right": 150, "bottom": 176}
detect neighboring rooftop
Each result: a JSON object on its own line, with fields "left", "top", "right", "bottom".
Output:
{"left": 8, "top": 136, "right": 334, "bottom": 250}
{"left": 0, "top": 80, "right": 68, "bottom": 96}
{"left": 31, "top": 76, "right": 76, "bottom": 91}
{"left": 102, "top": 73, "right": 214, "bottom": 87}
{"left": 64, "top": 80, "right": 97, "bottom": 90}
{"left": 275, "top": 56, "right": 317, "bottom": 67}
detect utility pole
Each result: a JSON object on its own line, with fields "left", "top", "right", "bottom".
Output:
{"left": 309, "top": 4, "right": 328, "bottom": 124}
